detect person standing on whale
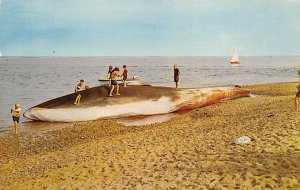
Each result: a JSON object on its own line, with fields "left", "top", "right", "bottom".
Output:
{"left": 74, "top": 79, "right": 89, "bottom": 105}
{"left": 109, "top": 67, "right": 121, "bottom": 97}
{"left": 173, "top": 64, "right": 180, "bottom": 88}
{"left": 121, "top": 65, "right": 128, "bottom": 87}
{"left": 107, "top": 66, "right": 113, "bottom": 86}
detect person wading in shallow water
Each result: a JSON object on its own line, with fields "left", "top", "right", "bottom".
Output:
{"left": 173, "top": 64, "right": 180, "bottom": 88}
{"left": 295, "top": 83, "right": 300, "bottom": 112}
{"left": 11, "top": 102, "right": 22, "bottom": 135}
{"left": 109, "top": 67, "right": 121, "bottom": 97}
{"left": 74, "top": 79, "right": 89, "bottom": 105}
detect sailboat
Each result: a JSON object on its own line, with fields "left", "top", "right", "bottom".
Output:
{"left": 230, "top": 47, "right": 240, "bottom": 64}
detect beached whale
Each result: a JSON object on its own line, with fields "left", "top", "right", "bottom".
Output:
{"left": 24, "top": 85, "right": 250, "bottom": 122}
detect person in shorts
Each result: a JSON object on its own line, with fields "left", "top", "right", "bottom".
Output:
{"left": 173, "top": 64, "right": 180, "bottom": 88}
{"left": 295, "top": 83, "right": 300, "bottom": 112}
{"left": 121, "top": 65, "right": 128, "bottom": 87}
{"left": 109, "top": 67, "right": 121, "bottom": 97}
{"left": 74, "top": 79, "right": 89, "bottom": 105}
{"left": 11, "top": 102, "right": 22, "bottom": 135}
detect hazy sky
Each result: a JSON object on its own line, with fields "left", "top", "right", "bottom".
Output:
{"left": 1, "top": 0, "right": 300, "bottom": 56}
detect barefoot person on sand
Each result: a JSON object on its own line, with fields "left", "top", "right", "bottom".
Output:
{"left": 173, "top": 64, "right": 180, "bottom": 88}
{"left": 295, "top": 83, "right": 300, "bottom": 112}
{"left": 109, "top": 67, "right": 121, "bottom": 97}
{"left": 74, "top": 79, "right": 89, "bottom": 105}
{"left": 121, "top": 65, "right": 128, "bottom": 87}
{"left": 11, "top": 102, "right": 22, "bottom": 135}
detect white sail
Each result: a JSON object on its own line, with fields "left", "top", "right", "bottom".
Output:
{"left": 0, "top": 51, "right": 2, "bottom": 57}
{"left": 230, "top": 47, "right": 240, "bottom": 64}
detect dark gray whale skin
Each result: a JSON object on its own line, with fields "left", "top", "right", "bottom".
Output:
{"left": 27, "top": 85, "right": 181, "bottom": 109}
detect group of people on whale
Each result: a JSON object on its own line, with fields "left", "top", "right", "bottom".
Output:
{"left": 73, "top": 64, "right": 180, "bottom": 105}
{"left": 74, "top": 65, "right": 128, "bottom": 105}
{"left": 107, "top": 65, "right": 128, "bottom": 96}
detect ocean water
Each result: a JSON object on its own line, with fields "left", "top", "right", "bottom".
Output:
{"left": 0, "top": 56, "right": 299, "bottom": 129}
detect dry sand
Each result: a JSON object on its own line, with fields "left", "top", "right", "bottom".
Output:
{"left": 0, "top": 82, "right": 300, "bottom": 189}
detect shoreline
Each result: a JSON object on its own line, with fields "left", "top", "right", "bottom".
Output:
{"left": 1, "top": 82, "right": 300, "bottom": 189}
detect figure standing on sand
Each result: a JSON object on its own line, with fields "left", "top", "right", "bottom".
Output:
{"left": 74, "top": 79, "right": 89, "bottom": 105}
{"left": 107, "top": 66, "right": 113, "bottom": 86}
{"left": 295, "top": 83, "right": 300, "bottom": 112}
{"left": 121, "top": 65, "right": 128, "bottom": 87}
{"left": 11, "top": 102, "right": 22, "bottom": 135}
{"left": 109, "top": 67, "right": 121, "bottom": 97}
{"left": 173, "top": 64, "right": 180, "bottom": 88}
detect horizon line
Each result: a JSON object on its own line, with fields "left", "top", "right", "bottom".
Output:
{"left": 1, "top": 55, "right": 300, "bottom": 58}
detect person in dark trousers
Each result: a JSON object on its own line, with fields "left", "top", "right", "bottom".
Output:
{"left": 173, "top": 64, "right": 180, "bottom": 88}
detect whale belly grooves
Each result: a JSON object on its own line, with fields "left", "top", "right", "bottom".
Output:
{"left": 174, "top": 88, "right": 250, "bottom": 112}
{"left": 24, "top": 85, "right": 250, "bottom": 122}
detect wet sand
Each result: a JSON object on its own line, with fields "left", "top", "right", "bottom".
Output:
{"left": 1, "top": 82, "right": 300, "bottom": 189}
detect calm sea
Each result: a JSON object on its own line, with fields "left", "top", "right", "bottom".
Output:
{"left": 0, "top": 56, "right": 299, "bottom": 130}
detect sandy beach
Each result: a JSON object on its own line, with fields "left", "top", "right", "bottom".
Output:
{"left": 0, "top": 82, "right": 300, "bottom": 189}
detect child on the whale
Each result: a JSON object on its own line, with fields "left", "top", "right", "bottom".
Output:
{"left": 74, "top": 79, "right": 89, "bottom": 105}
{"left": 109, "top": 67, "right": 121, "bottom": 97}
{"left": 121, "top": 65, "right": 128, "bottom": 87}
{"left": 107, "top": 66, "right": 113, "bottom": 86}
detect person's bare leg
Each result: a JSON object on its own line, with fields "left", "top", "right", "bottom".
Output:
{"left": 74, "top": 94, "right": 80, "bottom": 104}
{"left": 77, "top": 94, "right": 81, "bottom": 104}
{"left": 295, "top": 97, "right": 299, "bottom": 112}
{"left": 14, "top": 121, "right": 18, "bottom": 135}
{"left": 109, "top": 86, "right": 115, "bottom": 96}
{"left": 175, "top": 82, "right": 178, "bottom": 89}
{"left": 16, "top": 122, "right": 19, "bottom": 135}
{"left": 116, "top": 85, "right": 120, "bottom": 95}
{"left": 123, "top": 80, "right": 127, "bottom": 87}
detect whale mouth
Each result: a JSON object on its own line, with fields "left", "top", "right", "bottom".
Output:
{"left": 23, "top": 107, "right": 45, "bottom": 121}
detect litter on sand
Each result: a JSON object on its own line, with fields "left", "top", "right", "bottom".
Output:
{"left": 235, "top": 136, "right": 252, "bottom": 144}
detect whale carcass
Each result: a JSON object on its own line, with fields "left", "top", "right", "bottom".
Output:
{"left": 24, "top": 85, "right": 250, "bottom": 122}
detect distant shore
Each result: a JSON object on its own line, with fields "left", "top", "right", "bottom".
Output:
{"left": 1, "top": 82, "right": 300, "bottom": 189}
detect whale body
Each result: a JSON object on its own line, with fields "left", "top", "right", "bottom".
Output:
{"left": 24, "top": 85, "right": 250, "bottom": 122}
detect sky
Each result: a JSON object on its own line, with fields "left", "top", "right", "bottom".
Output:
{"left": 0, "top": 0, "right": 300, "bottom": 56}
